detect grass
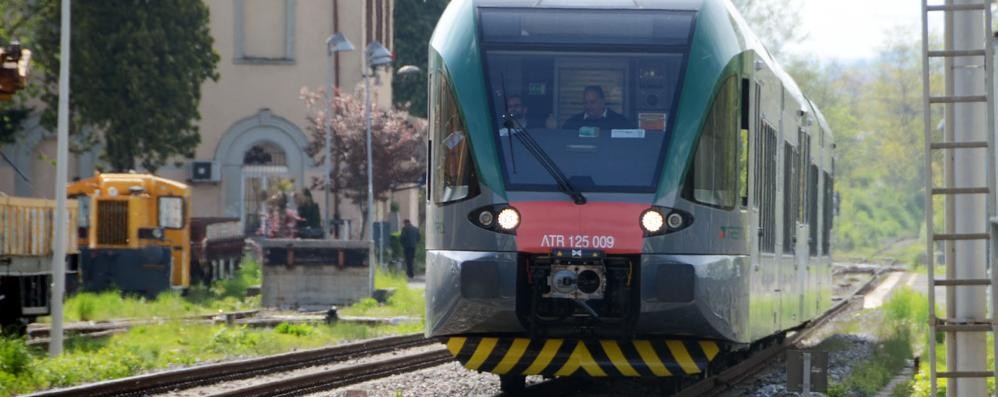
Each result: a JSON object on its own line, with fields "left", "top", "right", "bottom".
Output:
{"left": 42, "top": 259, "right": 262, "bottom": 323}
{"left": 0, "top": 260, "right": 427, "bottom": 396}
{"left": 0, "top": 320, "right": 421, "bottom": 396}
{"left": 826, "top": 287, "right": 926, "bottom": 397}
{"left": 338, "top": 270, "right": 425, "bottom": 318}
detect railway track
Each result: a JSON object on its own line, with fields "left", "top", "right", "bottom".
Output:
{"left": 27, "top": 333, "right": 435, "bottom": 397}
{"left": 207, "top": 349, "right": 453, "bottom": 397}
{"left": 669, "top": 268, "right": 887, "bottom": 397}
{"left": 513, "top": 268, "right": 889, "bottom": 397}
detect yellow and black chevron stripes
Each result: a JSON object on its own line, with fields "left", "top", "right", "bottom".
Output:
{"left": 445, "top": 337, "right": 720, "bottom": 378}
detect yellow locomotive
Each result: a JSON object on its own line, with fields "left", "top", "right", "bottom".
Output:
{"left": 68, "top": 173, "right": 191, "bottom": 296}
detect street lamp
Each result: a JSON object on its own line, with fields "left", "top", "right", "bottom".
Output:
{"left": 364, "top": 41, "right": 392, "bottom": 292}
{"left": 363, "top": 41, "right": 423, "bottom": 275}
{"left": 324, "top": 33, "right": 354, "bottom": 239}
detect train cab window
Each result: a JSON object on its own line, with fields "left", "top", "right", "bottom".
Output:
{"left": 479, "top": 8, "right": 693, "bottom": 193}
{"left": 687, "top": 76, "right": 740, "bottom": 209}
{"left": 429, "top": 71, "right": 479, "bottom": 204}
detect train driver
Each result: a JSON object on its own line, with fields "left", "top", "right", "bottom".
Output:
{"left": 503, "top": 95, "right": 529, "bottom": 128}
{"left": 562, "top": 85, "right": 630, "bottom": 131}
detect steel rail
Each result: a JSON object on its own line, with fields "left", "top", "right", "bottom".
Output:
{"left": 513, "top": 269, "right": 889, "bottom": 397}
{"left": 26, "top": 333, "right": 432, "bottom": 397}
{"left": 672, "top": 269, "right": 887, "bottom": 397}
{"left": 208, "top": 349, "right": 454, "bottom": 397}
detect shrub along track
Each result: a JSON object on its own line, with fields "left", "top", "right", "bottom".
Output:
{"left": 26, "top": 333, "right": 434, "bottom": 397}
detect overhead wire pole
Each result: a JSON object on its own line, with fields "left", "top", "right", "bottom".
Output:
{"left": 922, "top": 0, "right": 996, "bottom": 394}
{"left": 49, "top": 0, "right": 71, "bottom": 357}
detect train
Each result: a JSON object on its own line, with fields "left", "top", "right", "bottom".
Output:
{"left": 0, "top": 197, "right": 78, "bottom": 330}
{"left": 66, "top": 172, "right": 250, "bottom": 298}
{"left": 424, "top": 0, "right": 836, "bottom": 392}
{"left": 68, "top": 172, "right": 193, "bottom": 295}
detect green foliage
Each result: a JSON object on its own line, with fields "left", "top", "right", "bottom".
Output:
{"left": 828, "top": 334, "right": 913, "bottom": 397}
{"left": 215, "top": 258, "right": 262, "bottom": 299}
{"left": 207, "top": 326, "right": 261, "bottom": 354}
{"left": 827, "top": 288, "right": 927, "bottom": 396}
{"left": 730, "top": 0, "right": 806, "bottom": 59}
{"left": 274, "top": 322, "right": 314, "bottom": 337}
{"left": 31, "top": 0, "right": 220, "bottom": 171}
{"left": 392, "top": 0, "right": 449, "bottom": 117}
{"left": 782, "top": 31, "right": 932, "bottom": 257}
{"left": 50, "top": 257, "right": 264, "bottom": 325}
{"left": 338, "top": 270, "right": 425, "bottom": 318}
{"left": 1, "top": 319, "right": 421, "bottom": 395}
{"left": 74, "top": 293, "right": 96, "bottom": 321}
{"left": 0, "top": 337, "right": 30, "bottom": 375}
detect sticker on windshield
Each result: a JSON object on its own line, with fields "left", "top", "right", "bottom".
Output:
{"left": 578, "top": 126, "right": 599, "bottom": 138}
{"left": 639, "top": 113, "right": 668, "bottom": 131}
{"left": 611, "top": 129, "right": 646, "bottom": 139}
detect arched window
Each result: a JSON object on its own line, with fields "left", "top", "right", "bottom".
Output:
{"left": 243, "top": 142, "right": 288, "bottom": 166}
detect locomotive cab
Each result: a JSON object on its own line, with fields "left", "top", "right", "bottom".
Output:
{"left": 68, "top": 173, "right": 191, "bottom": 297}
{"left": 426, "top": 0, "right": 835, "bottom": 385}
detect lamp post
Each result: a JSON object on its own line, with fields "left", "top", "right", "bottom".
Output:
{"left": 365, "top": 41, "right": 392, "bottom": 292}
{"left": 324, "top": 33, "right": 354, "bottom": 240}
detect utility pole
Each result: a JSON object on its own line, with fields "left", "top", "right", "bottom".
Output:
{"left": 951, "top": 0, "right": 989, "bottom": 394}
{"left": 49, "top": 0, "right": 71, "bottom": 357}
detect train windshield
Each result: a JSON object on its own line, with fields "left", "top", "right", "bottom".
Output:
{"left": 480, "top": 8, "right": 694, "bottom": 193}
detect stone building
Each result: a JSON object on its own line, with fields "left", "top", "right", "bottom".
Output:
{"left": 0, "top": 0, "right": 421, "bottom": 239}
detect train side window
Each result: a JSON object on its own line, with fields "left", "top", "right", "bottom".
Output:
{"left": 822, "top": 171, "right": 833, "bottom": 255}
{"left": 782, "top": 142, "right": 799, "bottom": 254}
{"left": 687, "top": 76, "right": 739, "bottom": 209}
{"left": 430, "top": 70, "right": 480, "bottom": 204}
{"left": 739, "top": 128, "right": 749, "bottom": 207}
{"left": 808, "top": 164, "right": 818, "bottom": 256}
{"left": 761, "top": 122, "right": 777, "bottom": 253}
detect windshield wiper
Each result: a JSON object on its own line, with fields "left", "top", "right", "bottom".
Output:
{"left": 502, "top": 116, "right": 587, "bottom": 205}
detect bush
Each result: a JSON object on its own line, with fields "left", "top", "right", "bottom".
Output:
{"left": 207, "top": 326, "right": 261, "bottom": 355}
{"left": 75, "top": 294, "right": 96, "bottom": 321}
{"left": 275, "top": 322, "right": 314, "bottom": 337}
{"left": 0, "top": 338, "right": 30, "bottom": 375}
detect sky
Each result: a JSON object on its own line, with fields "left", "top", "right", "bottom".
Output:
{"left": 783, "top": 0, "right": 941, "bottom": 61}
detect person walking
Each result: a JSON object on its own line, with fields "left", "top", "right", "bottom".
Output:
{"left": 399, "top": 219, "right": 420, "bottom": 279}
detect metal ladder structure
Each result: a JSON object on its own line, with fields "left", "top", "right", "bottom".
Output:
{"left": 921, "top": 0, "right": 997, "bottom": 395}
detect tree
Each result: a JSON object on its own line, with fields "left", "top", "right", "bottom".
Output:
{"left": 730, "top": 0, "right": 806, "bottom": 59}
{"left": 32, "top": 0, "right": 219, "bottom": 171}
{"left": 0, "top": 0, "right": 53, "bottom": 145}
{"left": 392, "top": 0, "right": 449, "bottom": 118}
{"left": 301, "top": 87, "right": 426, "bottom": 239}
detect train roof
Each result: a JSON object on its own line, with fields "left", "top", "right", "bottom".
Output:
{"left": 67, "top": 172, "right": 190, "bottom": 197}
{"left": 476, "top": 0, "right": 704, "bottom": 10}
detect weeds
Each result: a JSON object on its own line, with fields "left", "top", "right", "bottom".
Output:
{"left": 2, "top": 261, "right": 422, "bottom": 396}
{"left": 0, "top": 320, "right": 420, "bottom": 395}
{"left": 338, "top": 270, "right": 425, "bottom": 318}
{"left": 827, "top": 287, "right": 926, "bottom": 396}
{"left": 274, "top": 322, "right": 314, "bottom": 337}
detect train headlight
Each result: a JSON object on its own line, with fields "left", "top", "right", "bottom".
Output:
{"left": 640, "top": 209, "right": 665, "bottom": 234}
{"left": 497, "top": 208, "right": 520, "bottom": 231}
{"left": 667, "top": 213, "right": 685, "bottom": 230}
{"left": 158, "top": 197, "right": 184, "bottom": 229}
{"left": 641, "top": 207, "right": 693, "bottom": 236}
{"left": 469, "top": 205, "right": 519, "bottom": 234}
{"left": 478, "top": 210, "right": 494, "bottom": 227}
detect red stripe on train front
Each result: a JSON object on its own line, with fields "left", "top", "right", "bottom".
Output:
{"left": 510, "top": 201, "right": 646, "bottom": 254}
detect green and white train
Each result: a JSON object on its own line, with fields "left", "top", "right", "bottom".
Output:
{"left": 423, "top": 0, "right": 835, "bottom": 391}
